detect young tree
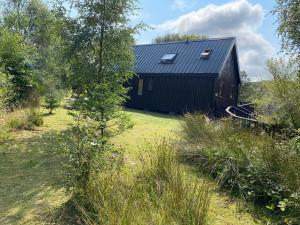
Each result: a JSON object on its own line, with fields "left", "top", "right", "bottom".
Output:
{"left": 43, "top": 92, "right": 60, "bottom": 114}
{"left": 61, "top": 0, "right": 140, "bottom": 193}
{"left": 153, "top": 33, "right": 208, "bottom": 43}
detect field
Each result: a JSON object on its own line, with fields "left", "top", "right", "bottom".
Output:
{"left": 0, "top": 108, "right": 263, "bottom": 225}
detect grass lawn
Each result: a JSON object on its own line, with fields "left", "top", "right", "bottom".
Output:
{"left": 0, "top": 108, "right": 263, "bottom": 225}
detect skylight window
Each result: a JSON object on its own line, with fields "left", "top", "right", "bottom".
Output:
{"left": 201, "top": 49, "right": 212, "bottom": 59}
{"left": 160, "top": 53, "right": 177, "bottom": 64}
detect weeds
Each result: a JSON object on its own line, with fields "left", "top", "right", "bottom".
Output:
{"left": 180, "top": 113, "right": 300, "bottom": 224}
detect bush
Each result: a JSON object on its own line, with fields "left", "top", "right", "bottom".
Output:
{"left": 180, "top": 113, "right": 300, "bottom": 224}
{"left": 7, "top": 109, "right": 43, "bottom": 130}
{"left": 70, "top": 138, "right": 211, "bottom": 225}
{"left": 26, "top": 109, "right": 43, "bottom": 127}
{"left": 59, "top": 119, "right": 122, "bottom": 194}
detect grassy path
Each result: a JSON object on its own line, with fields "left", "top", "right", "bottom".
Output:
{"left": 0, "top": 108, "right": 263, "bottom": 225}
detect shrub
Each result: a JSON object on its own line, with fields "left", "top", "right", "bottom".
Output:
{"left": 71, "top": 138, "right": 211, "bottom": 225}
{"left": 26, "top": 109, "right": 43, "bottom": 127}
{"left": 59, "top": 115, "right": 125, "bottom": 195}
{"left": 7, "top": 109, "right": 43, "bottom": 130}
{"left": 180, "top": 113, "right": 300, "bottom": 224}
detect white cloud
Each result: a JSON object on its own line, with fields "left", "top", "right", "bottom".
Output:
{"left": 171, "top": 0, "right": 187, "bottom": 11}
{"left": 158, "top": 0, "right": 275, "bottom": 80}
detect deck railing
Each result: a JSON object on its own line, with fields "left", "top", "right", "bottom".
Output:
{"left": 225, "top": 104, "right": 299, "bottom": 138}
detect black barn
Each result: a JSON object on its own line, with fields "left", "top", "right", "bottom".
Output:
{"left": 126, "top": 37, "right": 241, "bottom": 114}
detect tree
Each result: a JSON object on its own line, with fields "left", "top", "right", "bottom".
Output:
{"left": 0, "top": 27, "right": 35, "bottom": 106}
{"left": 60, "top": 0, "right": 140, "bottom": 193}
{"left": 1, "top": 0, "right": 70, "bottom": 106}
{"left": 43, "top": 91, "right": 60, "bottom": 114}
{"left": 153, "top": 33, "right": 208, "bottom": 43}
{"left": 272, "top": 0, "right": 300, "bottom": 62}
{"left": 257, "top": 58, "right": 300, "bottom": 128}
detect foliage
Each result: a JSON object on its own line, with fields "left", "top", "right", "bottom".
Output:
{"left": 181, "top": 114, "right": 300, "bottom": 224}
{"left": 74, "top": 138, "right": 211, "bottom": 225}
{"left": 43, "top": 91, "right": 61, "bottom": 114}
{"left": 256, "top": 58, "right": 300, "bottom": 129}
{"left": 26, "top": 108, "right": 43, "bottom": 127}
{"left": 0, "top": 27, "right": 35, "bottom": 105}
{"left": 239, "top": 70, "right": 255, "bottom": 102}
{"left": 7, "top": 108, "right": 43, "bottom": 130}
{"left": 153, "top": 33, "right": 208, "bottom": 43}
{"left": 272, "top": 0, "right": 300, "bottom": 61}
{"left": 59, "top": 112, "right": 125, "bottom": 194}
{"left": 57, "top": 0, "right": 140, "bottom": 195}
{"left": 1, "top": 0, "right": 70, "bottom": 107}
{"left": 0, "top": 68, "right": 14, "bottom": 110}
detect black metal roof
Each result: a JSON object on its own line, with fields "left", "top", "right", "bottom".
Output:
{"left": 134, "top": 37, "right": 237, "bottom": 76}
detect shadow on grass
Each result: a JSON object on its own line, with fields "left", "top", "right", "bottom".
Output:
{"left": 0, "top": 131, "right": 68, "bottom": 225}
{"left": 46, "top": 198, "right": 82, "bottom": 225}
{"left": 42, "top": 112, "right": 56, "bottom": 117}
{"left": 125, "top": 108, "right": 182, "bottom": 121}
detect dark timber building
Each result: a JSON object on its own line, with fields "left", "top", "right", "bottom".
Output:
{"left": 126, "top": 37, "right": 241, "bottom": 114}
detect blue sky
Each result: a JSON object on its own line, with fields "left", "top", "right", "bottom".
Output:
{"left": 132, "top": 0, "right": 280, "bottom": 80}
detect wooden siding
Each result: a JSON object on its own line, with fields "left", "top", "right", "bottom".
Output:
{"left": 213, "top": 47, "right": 240, "bottom": 111}
{"left": 126, "top": 75, "right": 215, "bottom": 113}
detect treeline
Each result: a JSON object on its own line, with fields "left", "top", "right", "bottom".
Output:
{"left": 0, "top": 0, "right": 70, "bottom": 111}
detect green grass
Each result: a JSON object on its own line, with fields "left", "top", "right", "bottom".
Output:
{"left": 0, "top": 108, "right": 264, "bottom": 225}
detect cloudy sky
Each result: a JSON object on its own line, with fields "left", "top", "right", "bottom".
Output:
{"left": 133, "top": 0, "right": 279, "bottom": 80}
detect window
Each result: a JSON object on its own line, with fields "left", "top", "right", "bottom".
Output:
{"left": 160, "top": 53, "right": 177, "bottom": 64}
{"left": 219, "top": 82, "right": 224, "bottom": 97}
{"left": 201, "top": 49, "right": 212, "bottom": 59}
{"left": 138, "top": 79, "right": 143, "bottom": 96}
{"left": 148, "top": 79, "right": 153, "bottom": 91}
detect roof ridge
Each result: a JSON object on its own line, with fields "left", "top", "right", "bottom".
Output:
{"left": 135, "top": 36, "right": 236, "bottom": 47}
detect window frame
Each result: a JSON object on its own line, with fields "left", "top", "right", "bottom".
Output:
{"left": 160, "top": 53, "right": 177, "bottom": 64}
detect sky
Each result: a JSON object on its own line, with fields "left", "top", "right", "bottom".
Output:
{"left": 131, "top": 0, "right": 280, "bottom": 80}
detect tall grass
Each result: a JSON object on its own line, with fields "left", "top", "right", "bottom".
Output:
{"left": 75, "top": 138, "right": 211, "bottom": 225}
{"left": 6, "top": 108, "right": 43, "bottom": 130}
{"left": 0, "top": 125, "right": 10, "bottom": 144}
{"left": 180, "top": 113, "right": 300, "bottom": 224}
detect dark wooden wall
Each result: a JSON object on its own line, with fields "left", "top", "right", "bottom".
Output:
{"left": 126, "top": 75, "right": 215, "bottom": 113}
{"left": 213, "top": 47, "right": 240, "bottom": 111}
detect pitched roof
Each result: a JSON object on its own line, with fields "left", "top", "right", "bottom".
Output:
{"left": 134, "top": 37, "right": 237, "bottom": 76}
